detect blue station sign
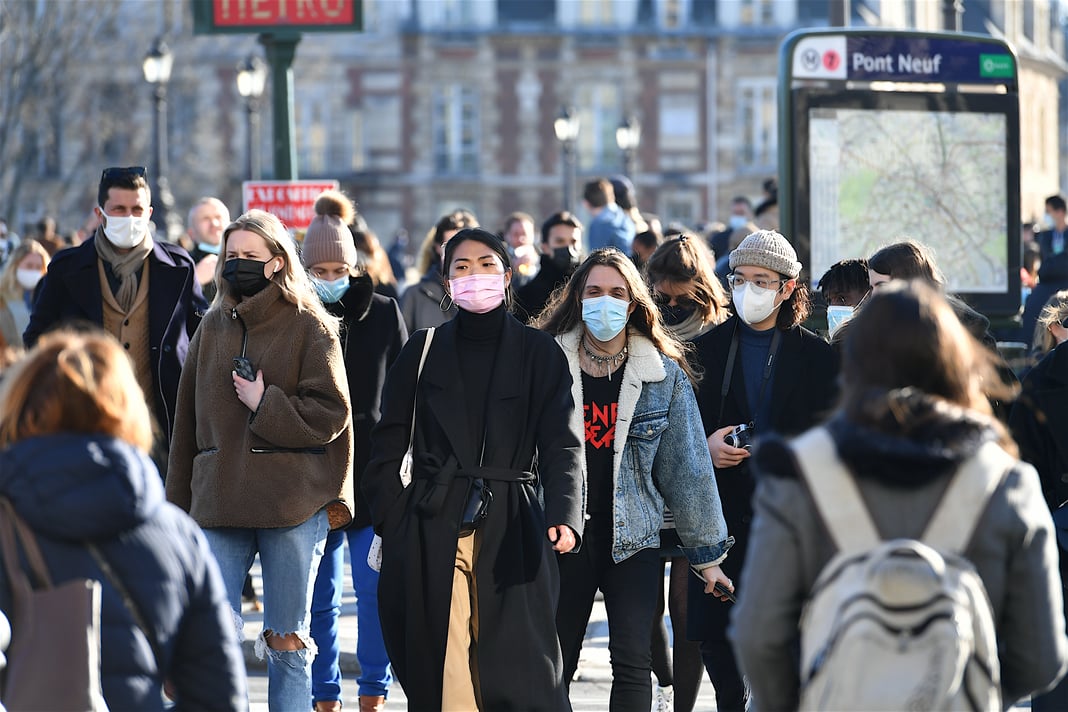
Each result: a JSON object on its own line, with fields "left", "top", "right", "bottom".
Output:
{"left": 790, "top": 33, "right": 1016, "bottom": 84}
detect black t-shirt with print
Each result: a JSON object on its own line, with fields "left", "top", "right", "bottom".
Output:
{"left": 582, "top": 370, "right": 623, "bottom": 516}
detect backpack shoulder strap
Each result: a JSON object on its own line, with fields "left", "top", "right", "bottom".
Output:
{"left": 922, "top": 440, "right": 1015, "bottom": 552}
{"left": 791, "top": 426, "right": 880, "bottom": 555}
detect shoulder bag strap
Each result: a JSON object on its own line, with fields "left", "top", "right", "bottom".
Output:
{"left": 87, "top": 542, "right": 165, "bottom": 676}
{"left": 398, "top": 327, "right": 435, "bottom": 489}
{"left": 0, "top": 497, "right": 53, "bottom": 590}
{"left": 406, "top": 327, "right": 435, "bottom": 452}
{"left": 791, "top": 426, "right": 881, "bottom": 556}
{"left": 922, "top": 440, "right": 1015, "bottom": 552}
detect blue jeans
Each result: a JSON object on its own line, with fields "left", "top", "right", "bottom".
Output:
{"left": 311, "top": 526, "right": 393, "bottom": 702}
{"left": 204, "top": 510, "right": 329, "bottom": 712}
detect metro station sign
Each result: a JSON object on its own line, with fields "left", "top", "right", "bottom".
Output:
{"left": 192, "top": 0, "right": 362, "bottom": 34}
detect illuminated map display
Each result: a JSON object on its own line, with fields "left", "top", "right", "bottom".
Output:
{"left": 807, "top": 108, "right": 1008, "bottom": 293}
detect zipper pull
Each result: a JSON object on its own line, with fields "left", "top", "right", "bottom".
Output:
{"left": 231, "top": 307, "right": 237, "bottom": 320}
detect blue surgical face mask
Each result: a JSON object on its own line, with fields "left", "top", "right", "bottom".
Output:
{"left": 826, "top": 305, "right": 853, "bottom": 335}
{"left": 311, "top": 274, "right": 350, "bottom": 304}
{"left": 582, "top": 294, "right": 631, "bottom": 342}
{"left": 197, "top": 241, "right": 221, "bottom": 255}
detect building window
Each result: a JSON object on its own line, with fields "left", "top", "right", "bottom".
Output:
{"left": 737, "top": 78, "right": 777, "bottom": 171}
{"left": 579, "top": 0, "right": 615, "bottom": 25}
{"left": 497, "top": 0, "right": 554, "bottom": 23}
{"left": 353, "top": 95, "right": 402, "bottom": 172}
{"left": 739, "top": 0, "right": 774, "bottom": 25}
{"left": 433, "top": 85, "right": 480, "bottom": 175}
{"left": 575, "top": 82, "right": 621, "bottom": 171}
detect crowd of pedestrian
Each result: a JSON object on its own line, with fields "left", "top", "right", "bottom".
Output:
{"left": 2, "top": 165, "right": 1068, "bottom": 712}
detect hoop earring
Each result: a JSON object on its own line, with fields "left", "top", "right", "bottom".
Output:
{"left": 439, "top": 293, "right": 454, "bottom": 312}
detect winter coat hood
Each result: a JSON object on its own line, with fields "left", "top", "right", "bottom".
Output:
{"left": 0, "top": 434, "right": 162, "bottom": 542}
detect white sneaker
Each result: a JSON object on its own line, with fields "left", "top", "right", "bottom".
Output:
{"left": 653, "top": 684, "right": 673, "bottom": 712}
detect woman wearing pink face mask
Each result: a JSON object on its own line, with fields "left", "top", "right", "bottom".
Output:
{"left": 363, "top": 228, "right": 584, "bottom": 711}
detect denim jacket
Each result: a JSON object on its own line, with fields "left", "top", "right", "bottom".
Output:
{"left": 557, "top": 328, "right": 734, "bottom": 565}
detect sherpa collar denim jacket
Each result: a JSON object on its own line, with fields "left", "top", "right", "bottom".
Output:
{"left": 557, "top": 328, "right": 734, "bottom": 566}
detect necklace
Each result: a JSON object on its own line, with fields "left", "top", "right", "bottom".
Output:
{"left": 582, "top": 337, "right": 628, "bottom": 381}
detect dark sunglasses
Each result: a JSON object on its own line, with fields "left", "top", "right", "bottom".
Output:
{"left": 101, "top": 166, "right": 147, "bottom": 181}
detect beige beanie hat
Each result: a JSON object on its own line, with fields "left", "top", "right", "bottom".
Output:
{"left": 301, "top": 190, "right": 358, "bottom": 267}
{"left": 729, "top": 229, "right": 802, "bottom": 279}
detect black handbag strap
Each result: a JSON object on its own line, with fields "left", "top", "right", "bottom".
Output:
{"left": 717, "top": 324, "right": 781, "bottom": 427}
{"left": 88, "top": 542, "right": 165, "bottom": 676}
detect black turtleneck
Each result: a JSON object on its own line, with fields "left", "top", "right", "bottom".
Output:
{"left": 456, "top": 303, "right": 506, "bottom": 457}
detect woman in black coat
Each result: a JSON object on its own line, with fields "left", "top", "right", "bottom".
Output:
{"left": 363, "top": 228, "right": 584, "bottom": 711}
{"left": 688, "top": 231, "right": 839, "bottom": 710}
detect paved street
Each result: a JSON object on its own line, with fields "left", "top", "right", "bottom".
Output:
{"left": 239, "top": 556, "right": 1036, "bottom": 711}
{"left": 241, "top": 557, "right": 723, "bottom": 711}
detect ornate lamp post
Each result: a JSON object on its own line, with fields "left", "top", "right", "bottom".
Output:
{"left": 236, "top": 55, "right": 268, "bottom": 181}
{"left": 142, "top": 37, "right": 177, "bottom": 241}
{"left": 615, "top": 116, "right": 641, "bottom": 177}
{"left": 553, "top": 106, "right": 581, "bottom": 212}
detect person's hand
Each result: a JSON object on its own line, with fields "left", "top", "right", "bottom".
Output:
{"left": 233, "top": 369, "right": 265, "bottom": 412}
{"left": 195, "top": 253, "right": 218, "bottom": 287}
{"left": 547, "top": 524, "right": 576, "bottom": 553}
{"left": 701, "top": 565, "right": 734, "bottom": 601}
{"left": 708, "top": 425, "right": 751, "bottom": 469}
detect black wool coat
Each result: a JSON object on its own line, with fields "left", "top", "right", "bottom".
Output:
{"left": 688, "top": 315, "right": 839, "bottom": 641}
{"left": 330, "top": 275, "right": 408, "bottom": 529}
{"left": 363, "top": 313, "right": 584, "bottom": 711}
{"left": 1011, "top": 342, "right": 1068, "bottom": 510}
{"left": 23, "top": 236, "right": 206, "bottom": 441}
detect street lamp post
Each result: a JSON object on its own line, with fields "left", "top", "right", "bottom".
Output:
{"left": 553, "top": 106, "right": 580, "bottom": 212}
{"left": 615, "top": 116, "right": 641, "bottom": 178}
{"left": 236, "top": 55, "right": 268, "bottom": 181}
{"left": 142, "top": 37, "right": 177, "bottom": 242}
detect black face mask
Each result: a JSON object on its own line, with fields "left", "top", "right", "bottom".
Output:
{"left": 551, "top": 246, "right": 579, "bottom": 273}
{"left": 223, "top": 258, "right": 273, "bottom": 297}
{"left": 660, "top": 302, "right": 697, "bottom": 327}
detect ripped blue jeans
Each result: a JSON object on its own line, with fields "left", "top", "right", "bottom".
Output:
{"left": 204, "top": 510, "right": 329, "bottom": 712}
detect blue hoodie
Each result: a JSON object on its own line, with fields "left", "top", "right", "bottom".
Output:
{"left": 0, "top": 434, "right": 247, "bottom": 711}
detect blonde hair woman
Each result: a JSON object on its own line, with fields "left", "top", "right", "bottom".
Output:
{"left": 0, "top": 329, "right": 246, "bottom": 709}
{"left": 1031, "top": 290, "right": 1068, "bottom": 361}
{"left": 0, "top": 240, "right": 49, "bottom": 348}
{"left": 167, "top": 209, "right": 354, "bottom": 711}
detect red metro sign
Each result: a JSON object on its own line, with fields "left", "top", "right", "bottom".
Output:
{"left": 194, "top": 0, "right": 361, "bottom": 33}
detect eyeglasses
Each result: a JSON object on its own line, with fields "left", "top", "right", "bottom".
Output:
{"left": 100, "top": 166, "right": 147, "bottom": 181}
{"left": 726, "top": 274, "right": 785, "bottom": 291}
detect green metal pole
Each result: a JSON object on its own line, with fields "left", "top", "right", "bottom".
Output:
{"left": 260, "top": 32, "right": 300, "bottom": 180}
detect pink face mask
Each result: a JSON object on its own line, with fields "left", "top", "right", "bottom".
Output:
{"left": 449, "top": 273, "right": 506, "bottom": 314}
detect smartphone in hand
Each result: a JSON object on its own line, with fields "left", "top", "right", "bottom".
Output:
{"left": 713, "top": 581, "right": 737, "bottom": 603}
{"left": 233, "top": 357, "right": 256, "bottom": 381}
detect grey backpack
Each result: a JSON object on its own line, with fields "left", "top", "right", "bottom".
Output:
{"left": 791, "top": 426, "right": 1012, "bottom": 711}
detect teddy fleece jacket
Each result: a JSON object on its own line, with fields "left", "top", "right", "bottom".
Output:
{"left": 166, "top": 283, "right": 354, "bottom": 529}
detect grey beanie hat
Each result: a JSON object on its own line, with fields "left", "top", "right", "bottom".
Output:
{"left": 729, "top": 229, "right": 802, "bottom": 279}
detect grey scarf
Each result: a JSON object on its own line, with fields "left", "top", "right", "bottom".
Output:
{"left": 668, "top": 311, "right": 714, "bottom": 342}
{"left": 94, "top": 226, "right": 153, "bottom": 311}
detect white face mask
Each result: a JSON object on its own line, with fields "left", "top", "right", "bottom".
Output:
{"left": 733, "top": 281, "right": 780, "bottom": 325}
{"left": 100, "top": 209, "right": 151, "bottom": 249}
{"left": 826, "top": 305, "right": 854, "bottom": 335}
{"left": 16, "top": 269, "right": 42, "bottom": 291}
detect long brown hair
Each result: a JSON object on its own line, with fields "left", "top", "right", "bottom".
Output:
{"left": 839, "top": 280, "right": 1016, "bottom": 452}
{"left": 537, "top": 248, "right": 699, "bottom": 383}
{"left": 645, "top": 234, "right": 729, "bottom": 329}
{"left": 0, "top": 329, "right": 153, "bottom": 450}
